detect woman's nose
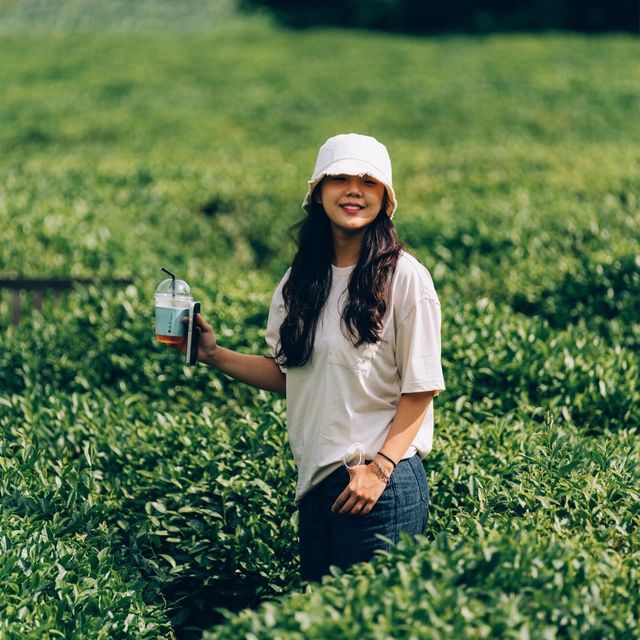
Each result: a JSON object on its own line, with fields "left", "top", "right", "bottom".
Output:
{"left": 345, "top": 178, "right": 362, "bottom": 195}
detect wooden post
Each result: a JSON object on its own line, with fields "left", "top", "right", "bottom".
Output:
{"left": 11, "top": 290, "right": 20, "bottom": 325}
{"left": 33, "top": 290, "right": 43, "bottom": 312}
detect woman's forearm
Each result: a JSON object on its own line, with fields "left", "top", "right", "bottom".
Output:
{"left": 378, "top": 391, "right": 436, "bottom": 471}
{"left": 203, "top": 346, "right": 286, "bottom": 394}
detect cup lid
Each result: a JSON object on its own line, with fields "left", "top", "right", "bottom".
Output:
{"left": 155, "top": 278, "right": 192, "bottom": 297}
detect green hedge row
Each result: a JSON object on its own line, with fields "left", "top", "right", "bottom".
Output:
{"left": 205, "top": 412, "right": 639, "bottom": 638}
{"left": 3, "top": 150, "right": 638, "bottom": 350}
{"left": 2, "top": 393, "right": 637, "bottom": 638}
{"left": 444, "top": 300, "right": 639, "bottom": 431}
{"left": 0, "top": 383, "right": 298, "bottom": 634}
{"left": 0, "top": 405, "right": 173, "bottom": 638}
{"left": 0, "top": 513, "right": 170, "bottom": 639}
{"left": 206, "top": 526, "right": 637, "bottom": 639}
{"left": 2, "top": 284, "right": 637, "bottom": 433}
{"left": 1, "top": 285, "right": 638, "bottom": 636}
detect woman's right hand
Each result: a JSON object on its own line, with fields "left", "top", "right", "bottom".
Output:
{"left": 180, "top": 312, "right": 218, "bottom": 365}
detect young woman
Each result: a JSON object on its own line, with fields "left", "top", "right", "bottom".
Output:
{"left": 183, "top": 133, "right": 445, "bottom": 582}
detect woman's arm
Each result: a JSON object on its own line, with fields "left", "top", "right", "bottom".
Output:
{"left": 377, "top": 390, "right": 436, "bottom": 472}
{"left": 187, "top": 313, "right": 286, "bottom": 394}
{"left": 205, "top": 346, "right": 286, "bottom": 394}
{"left": 332, "top": 390, "right": 436, "bottom": 514}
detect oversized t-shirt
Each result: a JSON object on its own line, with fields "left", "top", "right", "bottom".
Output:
{"left": 265, "top": 250, "right": 445, "bottom": 505}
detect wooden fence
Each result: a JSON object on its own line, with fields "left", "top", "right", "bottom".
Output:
{"left": 0, "top": 278, "right": 134, "bottom": 325}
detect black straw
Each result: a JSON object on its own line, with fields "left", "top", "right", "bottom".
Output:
{"left": 161, "top": 267, "right": 176, "bottom": 296}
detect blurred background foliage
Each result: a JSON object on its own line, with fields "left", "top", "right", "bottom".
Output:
{"left": 0, "top": 0, "right": 238, "bottom": 32}
{"left": 1, "top": 0, "right": 636, "bottom": 33}
{"left": 240, "top": 0, "right": 638, "bottom": 33}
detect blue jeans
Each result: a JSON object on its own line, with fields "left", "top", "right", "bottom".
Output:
{"left": 298, "top": 454, "right": 430, "bottom": 582}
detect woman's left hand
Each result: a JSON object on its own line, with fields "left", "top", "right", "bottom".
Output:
{"left": 331, "top": 464, "right": 388, "bottom": 516}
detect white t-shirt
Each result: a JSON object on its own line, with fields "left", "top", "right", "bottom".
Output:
{"left": 265, "top": 250, "right": 445, "bottom": 505}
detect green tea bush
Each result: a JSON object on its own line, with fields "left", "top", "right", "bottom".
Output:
{"left": 0, "top": 381, "right": 298, "bottom": 632}
{"left": 444, "top": 301, "right": 639, "bottom": 431}
{"left": 205, "top": 527, "right": 638, "bottom": 639}
{"left": 426, "top": 413, "right": 639, "bottom": 551}
{"left": 0, "top": 166, "right": 241, "bottom": 280}
{"left": 205, "top": 412, "right": 639, "bottom": 637}
{"left": 2, "top": 282, "right": 637, "bottom": 635}
{"left": 0, "top": 274, "right": 272, "bottom": 401}
{"left": 0, "top": 514, "right": 171, "bottom": 639}
{"left": 0, "top": 401, "right": 173, "bottom": 638}
{"left": 95, "top": 397, "right": 299, "bottom": 626}
{"left": 511, "top": 252, "right": 640, "bottom": 335}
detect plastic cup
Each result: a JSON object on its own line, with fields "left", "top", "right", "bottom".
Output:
{"left": 155, "top": 278, "right": 192, "bottom": 345}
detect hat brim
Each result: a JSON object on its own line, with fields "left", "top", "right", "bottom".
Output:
{"left": 302, "top": 159, "right": 397, "bottom": 218}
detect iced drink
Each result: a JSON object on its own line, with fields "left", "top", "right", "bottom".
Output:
{"left": 155, "top": 274, "right": 192, "bottom": 345}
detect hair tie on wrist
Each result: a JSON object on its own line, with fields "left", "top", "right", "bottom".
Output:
{"left": 377, "top": 451, "right": 397, "bottom": 469}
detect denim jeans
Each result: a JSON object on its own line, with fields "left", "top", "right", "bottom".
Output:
{"left": 298, "top": 454, "right": 430, "bottom": 582}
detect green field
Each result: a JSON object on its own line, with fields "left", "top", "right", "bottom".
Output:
{"left": 1, "top": 1, "right": 639, "bottom": 638}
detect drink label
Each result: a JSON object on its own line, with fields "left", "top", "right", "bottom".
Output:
{"left": 155, "top": 305, "right": 189, "bottom": 338}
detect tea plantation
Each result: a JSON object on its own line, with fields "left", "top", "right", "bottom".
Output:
{"left": 0, "top": 2, "right": 638, "bottom": 638}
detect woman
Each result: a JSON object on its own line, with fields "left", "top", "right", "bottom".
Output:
{"left": 183, "top": 133, "right": 445, "bottom": 582}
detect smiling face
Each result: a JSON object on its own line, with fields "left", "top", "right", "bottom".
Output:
{"left": 315, "top": 174, "right": 386, "bottom": 237}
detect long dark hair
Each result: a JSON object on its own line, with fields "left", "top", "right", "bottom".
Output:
{"left": 274, "top": 191, "right": 404, "bottom": 368}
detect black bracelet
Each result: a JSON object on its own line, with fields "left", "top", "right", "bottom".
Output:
{"left": 377, "top": 451, "right": 397, "bottom": 469}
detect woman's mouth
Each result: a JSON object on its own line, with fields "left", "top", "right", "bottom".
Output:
{"left": 340, "top": 203, "right": 364, "bottom": 214}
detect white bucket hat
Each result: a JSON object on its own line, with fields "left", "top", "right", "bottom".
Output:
{"left": 302, "top": 133, "right": 397, "bottom": 218}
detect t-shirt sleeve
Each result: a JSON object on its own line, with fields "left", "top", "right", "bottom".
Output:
{"left": 265, "top": 269, "right": 290, "bottom": 374}
{"left": 395, "top": 294, "right": 445, "bottom": 394}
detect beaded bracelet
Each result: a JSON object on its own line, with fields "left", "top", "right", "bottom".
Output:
{"left": 377, "top": 451, "right": 397, "bottom": 469}
{"left": 371, "top": 458, "right": 390, "bottom": 484}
